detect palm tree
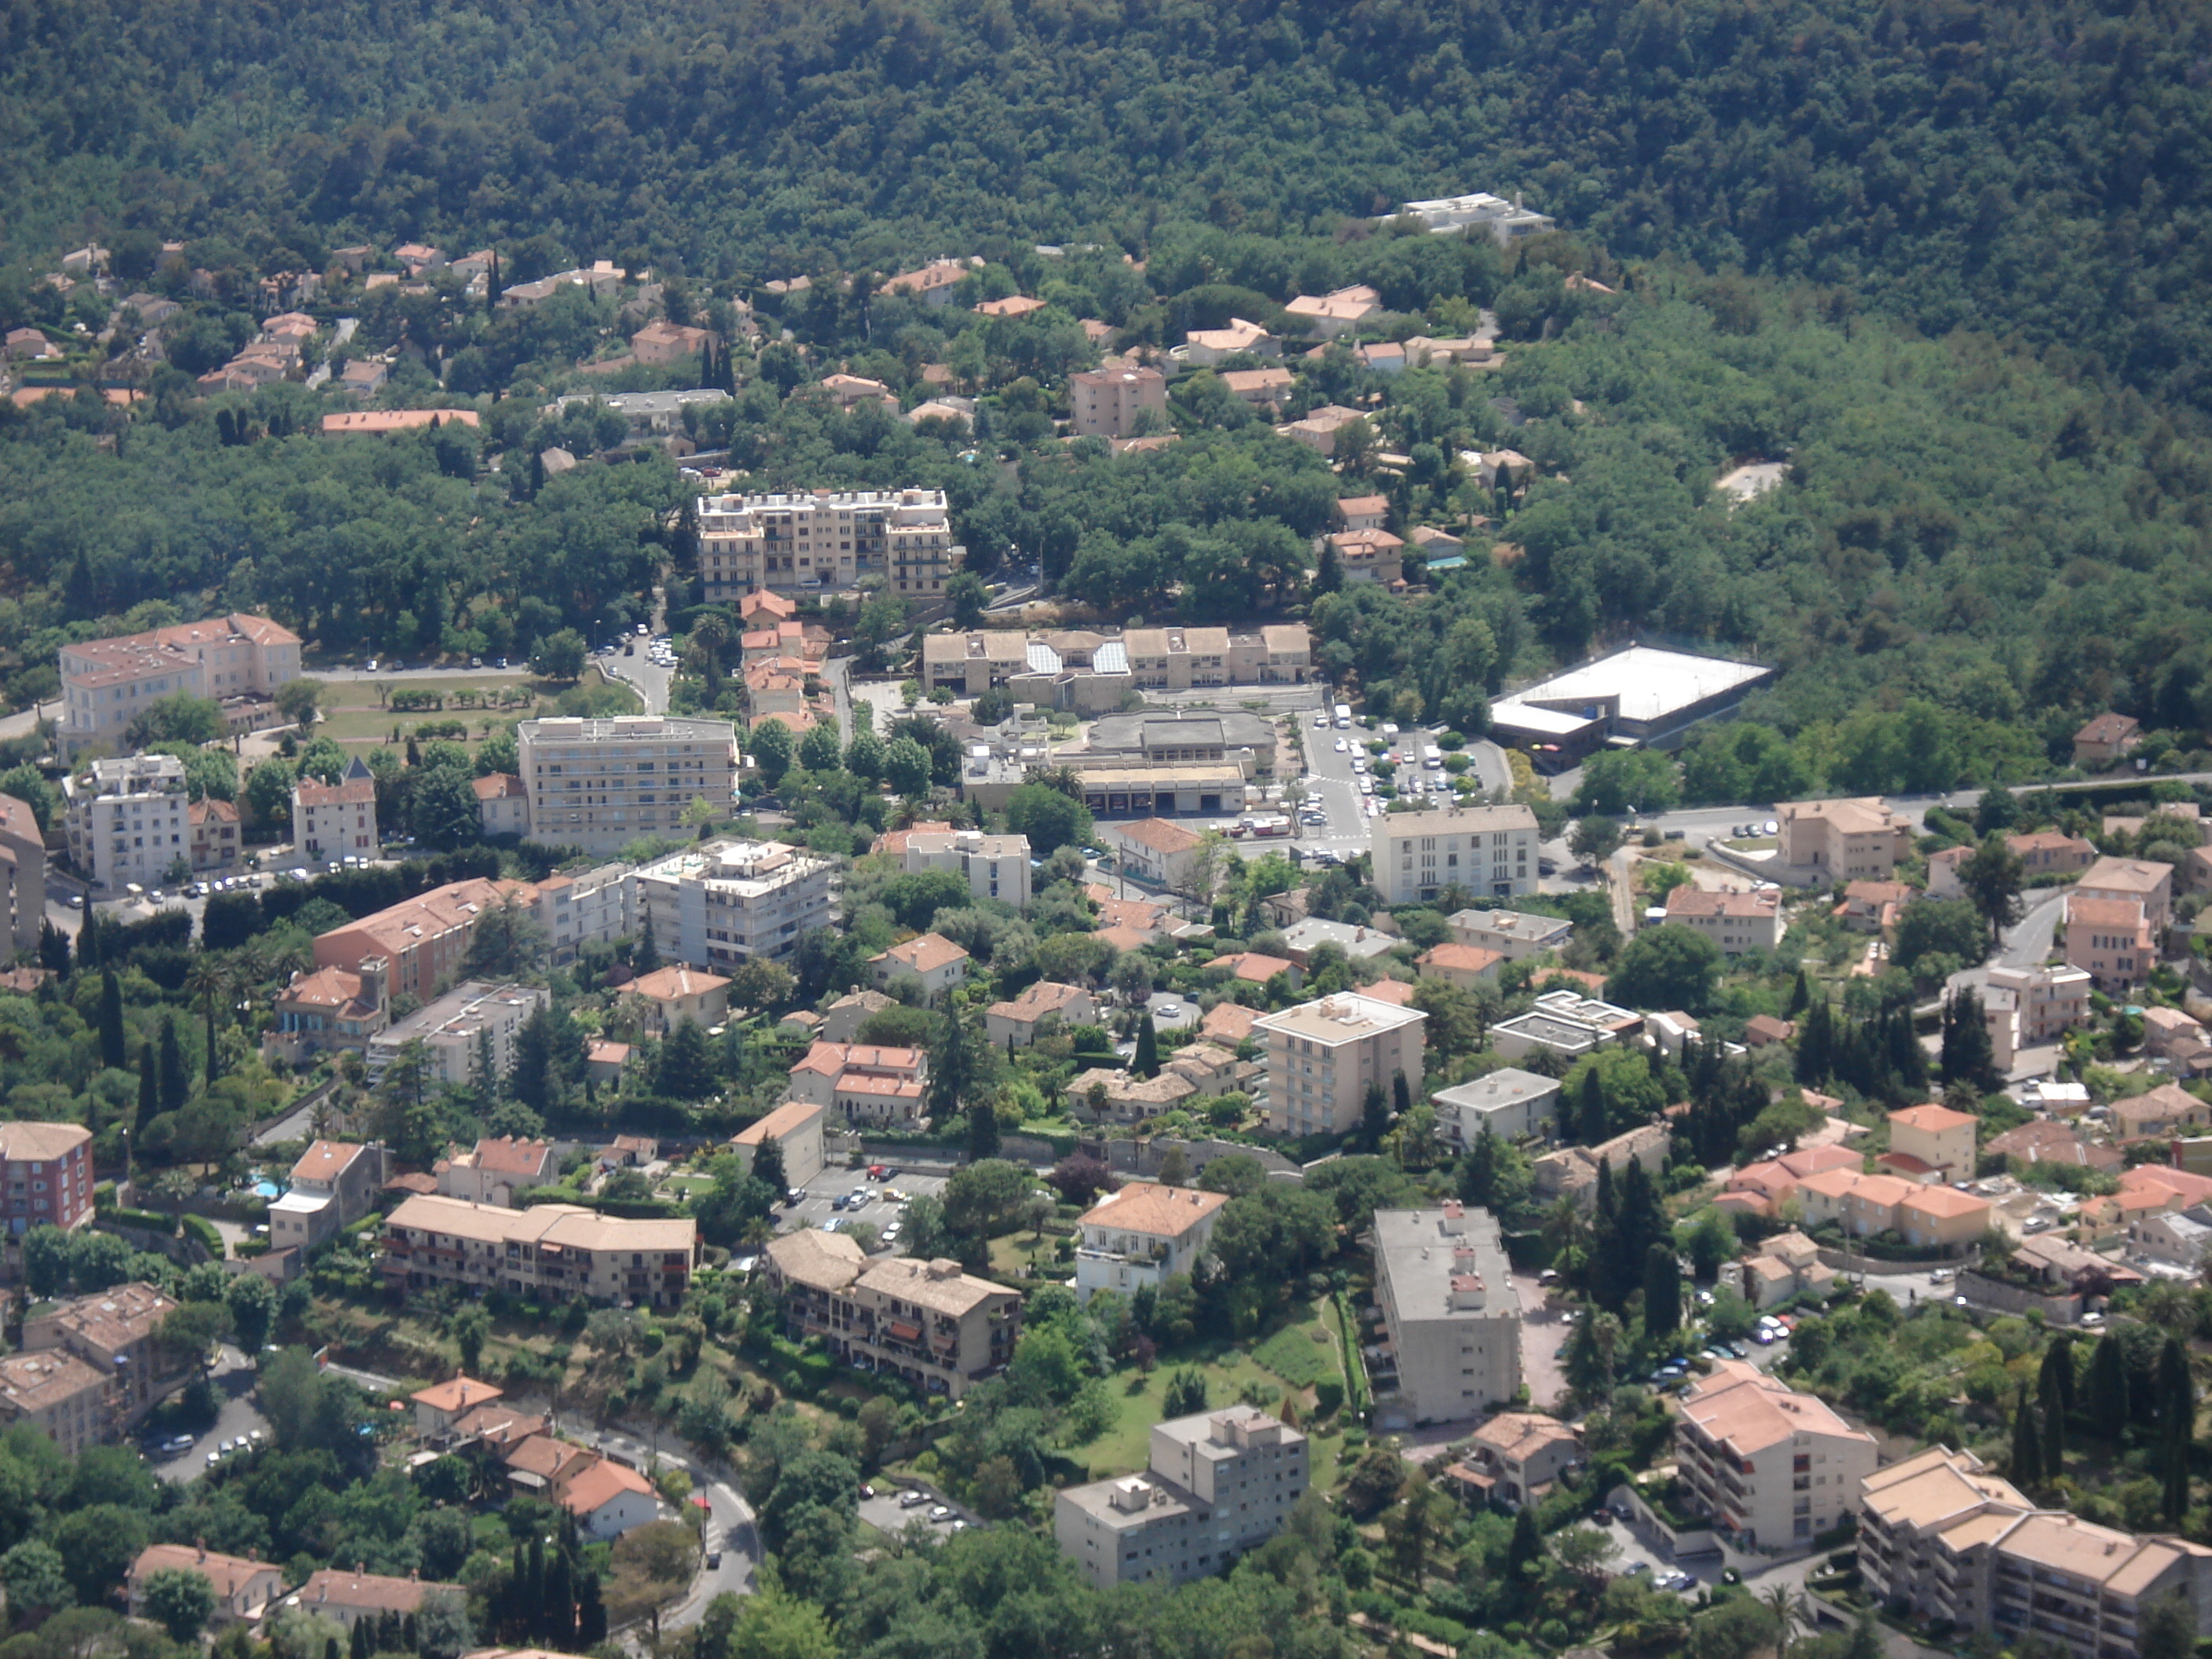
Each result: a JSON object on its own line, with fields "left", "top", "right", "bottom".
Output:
{"left": 1765, "top": 1583, "right": 1805, "bottom": 1659}
{"left": 183, "top": 958, "right": 229, "bottom": 1082}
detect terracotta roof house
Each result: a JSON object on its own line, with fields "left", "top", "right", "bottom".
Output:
{"left": 986, "top": 980, "right": 1098, "bottom": 1048}
{"left": 870, "top": 932, "right": 972, "bottom": 999}
{"left": 2073, "top": 712, "right": 2142, "bottom": 768}
{"left": 128, "top": 1546, "right": 284, "bottom": 1628}
{"left": 1200, "top": 1002, "right": 1261, "bottom": 1046}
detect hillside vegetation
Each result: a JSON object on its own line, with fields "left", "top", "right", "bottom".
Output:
{"left": 2, "top": 0, "right": 2210, "bottom": 410}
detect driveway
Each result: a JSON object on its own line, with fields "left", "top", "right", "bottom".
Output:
{"left": 1144, "top": 991, "right": 1199, "bottom": 1035}
{"left": 1514, "top": 1276, "right": 1572, "bottom": 1413}
{"left": 155, "top": 1345, "right": 270, "bottom": 1485}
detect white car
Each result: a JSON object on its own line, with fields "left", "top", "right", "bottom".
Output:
{"left": 1313, "top": 714, "right": 1329, "bottom": 729}
{"left": 1156, "top": 1003, "right": 1183, "bottom": 1020}
{"left": 1333, "top": 738, "right": 1348, "bottom": 753}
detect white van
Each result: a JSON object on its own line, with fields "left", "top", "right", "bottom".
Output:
{"left": 1333, "top": 703, "right": 1353, "bottom": 729}
{"left": 1423, "top": 745, "right": 1443, "bottom": 769}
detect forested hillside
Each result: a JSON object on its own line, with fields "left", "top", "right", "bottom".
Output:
{"left": 3, "top": 0, "right": 2212, "bottom": 409}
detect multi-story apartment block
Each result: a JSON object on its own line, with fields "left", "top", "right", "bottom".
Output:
{"left": 760, "top": 1229, "right": 1021, "bottom": 1397}
{"left": 2078, "top": 855, "right": 2174, "bottom": 932}
{"left": 1255, "top": 992, "right": 1426, "bottom": 1137}
{"left": 381, "top": 1195, "right": 698, "bottom": 1307}
{"left": 517, "top": 716, "right": 737, "bottom": 857}
{"left": 2065, "top": 892, "right": 2155, "bottom": 991}
{"left": 1776, "top": 797, "right": 1914, "bottom": 881}
{"left": 0, "top": 1347, "right": 114, "bottom": 1456}
{"left": 1859, "top": 1446, "right": 2212, "bottom": 1659}
{"left": 64, "top": 753, "right": 189, "bottom": 892}
{"left": 635, "top": 838, "right": 834, "bottom": 969}
{"left": 2, "top": 1120, "right": 95, "bottom": 1241}
{"left": 59, "top": 613, "right": 301, "bottom": 756}
{"left": 23, "top": 1282, "right": 192, "bottom": 1430}
{"left": 786, "top": 1041, "right": 929, "bottom": 1124}
{"left": 531, "top": 861, "right": 635, "bottom": 965}
{"left": 696, "top": 489, "right": 960, "bottom": 599}
{"left": 311, "top": 877, "right": 538, "bottom": 1004}
{"left": 1674, "top": 1361, "right": 1877, "bottom": 1550}
{"left": 1069, "top": 366, "right": 1169, "bottom": 438}
{"left": 1073, "top": 1182, "right": 1229, "bottom": 1301}
{"left": 1056, "top": 1405, "right": 1309, "bottom": 1589}
{"left": 1663, "top": 885, "right": 1784, "bottom": 954}
{"left": 368, "top": 983, "right": 548, "bottom": 1089}
{"left": 1372, "top": 805, "right": 1537, "bottom": 905}
{"left": 269, "top": 1140, "right": 388, "bottom": 1251}
{"left": 438, "top": 1136, "right": 558, "bottom": 1208}
{"left": 0, "top": 792, "right": 45, "bottom": 956}
{"left": 1983, "top": 963, "right": 2092, "bottom": 1045}
{"left": 919, "top": 624, "right": 1310, "bottom": 701}
{"left": 292, "top": 763, "right": 379, "bottom": 860}
{"left": 128, "top": 1546, "right": 285, "bottom": 1630}
{"left": 1369, "top": 1204, "right": 1522, "bottom": 1429}
{"left": 902, "top": 830, "right": 1031, "bottom": 909}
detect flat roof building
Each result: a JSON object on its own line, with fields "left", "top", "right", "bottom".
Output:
{"left": 696, "top": 488, "right": 958, "bottom": 599}
{"left": 1432, "top": 1068, "right": 1562, "bottom": 1149}
{"left": 1055, "top": 1405, "right": 1309, "bottom": 1588}
{"left": 1369, "top": 1204, "right": 1522, "bottom": 1429}
{"left": 1372, "top": 805, "right": 1537, "bottom": 905}
{"left": 368, "top": 982, "right": 547, "bottom": 1090}
{"left": 517, "top": 716, "right": 736, "bottom": 857}
{"left": 1487, "top": 645, "right": 1772, "bottom": 767}
{"left": 635, "top": 837, "right": 834, "bottom": 972}
{"left": 63, "top": 753, "right": 189, "bottom": 894}
{"left": 1255, "top": 993, "right": 1426, "bottom": 1138}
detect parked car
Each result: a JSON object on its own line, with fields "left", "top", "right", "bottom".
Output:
{"left": 898, "top": 1489, "right": 930, "bottom": 1509}
{"left": 928, "top": 1505, "right": 954, "bottom": 1522}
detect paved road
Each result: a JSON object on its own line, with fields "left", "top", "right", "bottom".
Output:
{"left": 586, "top": 1425, "right": 756, "bottom": 1626}
{"left": 857, "top": 1483, "right": 976, "bottom": 1543}
{"left": 154, "top": 1345, "right": 270, "bottom": 1485}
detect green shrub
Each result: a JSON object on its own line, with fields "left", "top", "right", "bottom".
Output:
{"left": 181, "top": 1214, "right": 223, "bottom": 1254}
{"left": 1251, "top": 1324, "right": 1332, "bottom": 1389}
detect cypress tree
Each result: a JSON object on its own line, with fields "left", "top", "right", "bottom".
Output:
{"left": 350, "top": 1614, "right": 372, "bottom": 1659}
{"left": 325, "top": 1637, "right": 339, "bottom": 1659}
{"left": 1785, "top": 969, "right": 1810, "bottom": 1018}
{"left": 2010, "top": 1382, "right": 2043, "bottom": 1489}
{"left": 1504, "top": 1503, "right": 1544, "bottom": 1610}
{"left": 136, "top": 1040, "right": 158, "bottom": 1133}
{"left": 2039, "top": 1338, "right": 2071, "bottom": 1476}
{"left": 159, "top": 1015, "right": 190, "bottom": 1112}
{"left": 1393, "top": 1071, "right": 1412, "bottom": 1118}
{"left": 2087, "top": 1331, "right": 2130, "bottom": 1430}
{"left": 1133, "top": 1013, "right": 1159, "bottom": 1079}
{"left": 1577, "top": 1063, "right": 1607, "bottom": 1144}
{"left": 2161, "top": 1335, "right": 2194, "bottom": 1523}
{"left": 97, "top": 969, "right": 126, "bottom": 1069}
{"left": 1643, "top": 1242, "right": 1681, "bottom": 1337}
{"left": 577, "top": 1569, "right": 606, "bottom": 1646}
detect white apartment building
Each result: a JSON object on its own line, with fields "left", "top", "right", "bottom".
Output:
{"left": 1255, "top": 993, "right": 1427, "bottom": 1137}
{"left": 366, "top": 981, "right": 548, "bottom": 1088}
{"left": 1448, "top": 908, "right": 1573, "bottom": 961}
{"left": 1073, "top": 1182, "right": 1229, "bottom": 1301}
{"left": 1396, "top": 192, "right": 1556, "bottom": 243}
{"left": 1675, "top": 1361, "right": 1877, "bottom": 1550}
{"left": 1369, "top": 1204, "right": 1523, "bottom": 1428}
{"left": 58, "top": 613, "right": 301, "bottom": 756}
{"left": 63, "top": 753, "right": 189, "bottom": 892}
{"left": 696, "top": 489, "right": 961, "bottom": 599}
{"left": 902, "top": 830, "right": 1031, "bottom": 909}
{"left": 1069, "top": 365, "right": 1169, "bottom": 438}
{"left": 1430, "top": 1067, "right": 1562, "bottom": 1148}
{"left": 1663, "top": 885, "right": 1784, "bottom": 954}
{"left": 517, "top": 715, "right": 737, "bottom": 856}
{"left": 1056, "top": 1406, "right": 1309, "bottom": 1589}
{"left": 1860, "top": 1446, "right": 2212, "bottom": 1659}
{"left": 292, "top": 762, "right": 379, "bottom": 860}
{"left": 1982, "top": 963, "right": 2091, "bottom": 1047}
{"left": 532, "top": 861, "right": 635, "bottom": 965}
{"left": 1372, "top": 805, "right": 1537, "bottom": 905}
{"left": 635, "top": 838, "right": 835, "bottom": 969}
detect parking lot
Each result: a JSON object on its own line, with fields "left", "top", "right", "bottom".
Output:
{"left": 776, "top": 1165, "right": 950, "bottom": 1249}
{"left": 152, "top": 1345, "right": 271, "bottom": 1485}
{"left": 857, "top": 1481, "right": 975, "bottom": 1541}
